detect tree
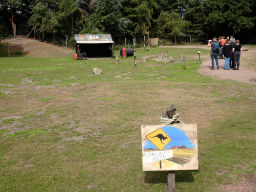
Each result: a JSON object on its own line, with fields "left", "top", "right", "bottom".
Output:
{"left": 28, "top": 2, "right": 59, "bottom": 40}
{"left": 5, "top": 0, "right": 23, "bottom": 37}
{"left": 157, "top": 11, "right": 190, "bottom": 44}
{"left": 183, "top": 0, "right": 205, "bottom": 41}
{"left": 58, "top": 0, "right": 77, "bottom": 36}
{"left": 204, "top": 0, "right": 256, "bottom": 39}
{"left": 135, "top": 0, "right": 158, "bottom": 37}
{"left": 90, "top": 0, "right": 122, "bottom": 38}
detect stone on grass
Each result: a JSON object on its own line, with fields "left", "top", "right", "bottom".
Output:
{"left": 3, "top": 116, "right": 23, "bottom": 120}
{"left": 169, "top": 56, "right": 174, "bottom": 62}
{"left": 21, "top": 78, "right": 34, "bottom": 85}
{"left": 93, "top": 68, "right": 102, "bottom": 75}
{"left": 70, "top": 76, "right": 78, "bottom": 79}
{"left": 0, "top": 84, "right": 13, "bottom": 87}
{"left": 250, "top": 78, "right": 256, "bottom": 82}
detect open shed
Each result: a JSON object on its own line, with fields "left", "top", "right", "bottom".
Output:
{"left": 75, "top": 34, "right": 114, "bottom": 58}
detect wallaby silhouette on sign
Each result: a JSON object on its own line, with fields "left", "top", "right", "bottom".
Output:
{"left": 151, "top": 134, "right": 167, "bottom": 144}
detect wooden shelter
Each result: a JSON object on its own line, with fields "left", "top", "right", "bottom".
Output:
{"left": 74, "top": 34, "right": 114, "bottom": 58}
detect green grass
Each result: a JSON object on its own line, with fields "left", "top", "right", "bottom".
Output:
{"left": 0, "top": 47, "right": 211, "bottom": 86}
{"left": 226, "top": 97, "right": 240, "bottom": 101}
{"left": 0, "top": 130, "right": 8, "bottom": 135}
{"left": 2, "top": 118, "right": 15, "bottom": 124}
{"left": 99, "top": 97, "right": 114, "bottom": 101}
{"left": 0, "top": 47, "right": 255, "bottom": 192}
{"left": 37, "top": 98, "right": 52, "bottom": 102}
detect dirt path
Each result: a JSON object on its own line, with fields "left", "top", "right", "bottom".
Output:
{"left": 198, "top": 57, "right": 256, "bottom": 84}
{"left": 159, "top": 45, "right": 256, "bottom": 84}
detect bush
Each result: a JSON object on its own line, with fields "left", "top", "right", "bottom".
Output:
{"left": 113, "top": 44, "right": 126, "bottom": 50}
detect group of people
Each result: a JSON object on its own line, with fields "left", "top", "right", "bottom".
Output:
{"left": 208, "top": 36, "right": 242, "bottom": 70}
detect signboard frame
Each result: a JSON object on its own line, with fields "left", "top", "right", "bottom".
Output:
{"left": 141, "top": 124, "right": 198, "bottom": 171}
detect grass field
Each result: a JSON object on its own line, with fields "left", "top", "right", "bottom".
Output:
{"left": 0, "top": 45, "right": 255, "bottom": 191}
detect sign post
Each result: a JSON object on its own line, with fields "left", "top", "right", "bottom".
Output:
{"left": 168, "top": 171, "right": 175, "bottom": 192}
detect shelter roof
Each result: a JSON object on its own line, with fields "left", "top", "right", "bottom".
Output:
{"left": 75, "top": 34, "right": 114, "bottom": 44}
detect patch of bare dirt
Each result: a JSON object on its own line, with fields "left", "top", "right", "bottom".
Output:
{"left": 219, "top": 173, "right": 256, "bottom": 192}
{"left": 195, "top": 45, "right": 256, "bottom": 84}
{"left": 2, "top": 37, "right": 75, "bottom": 58}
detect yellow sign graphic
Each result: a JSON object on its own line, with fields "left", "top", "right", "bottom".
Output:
{"left": 146, "top": 128, "right": 171, "bottom": 150}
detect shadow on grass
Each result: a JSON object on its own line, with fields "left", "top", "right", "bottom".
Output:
{"left": 0, "top": 43, "right": 29, "bottom": 57}
{"left": 144, "top": 170, "right": 195, "bottom": 183}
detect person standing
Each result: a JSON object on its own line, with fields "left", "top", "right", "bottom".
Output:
{"left": 220, "top": 36, "right": 226, "bottom": 47}
{"left": 208, "top": 37, "right": 220, "bottom": 70}
{"left": 229, "top": 37, "right": 236, "bottom": 68}
{"left": 219, "top": 36, "right": 226, "bottom": 59}
{"left": 233, "top": 40, "right": 242, "bottom": 70}
{"left": 223, "top": 40, "right": 232, "bottom": 70}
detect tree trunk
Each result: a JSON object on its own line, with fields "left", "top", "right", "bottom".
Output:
{"left": 175, "top": 36, "right": 176, "bottom": 45}
{"left": 71, "top": 15, "right": 73, "bottom": 35}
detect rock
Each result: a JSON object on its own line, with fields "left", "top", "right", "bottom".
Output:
{"left": 250, "top": 78, "right": 256, "bottom": 82}
{"left": 0, "top": 84, "right": 13, "bottom": 87}
{"left": 70, "top": 76, "right": 78, "bottom": 79}
{"left": 36, "top": 112, "right": 44, "bottom": 116}
{"left": 21, "top": 78, "right": 34, "bottom": 85}
{"left": 93, "top": 68, "right": 102, "bottom": 75}
{"left": 70, "top": 83, "right": 79, "bottom": 86}
{"left": 115, "top": 75, "right": 122, "bottom": 78}
{"left": 116, "top": 56, "right": 120, "bottom": 64}
{"left": 52, "top": 79, "right": 60, "bottom": 82}
{"left": 169, "top": 56, "right": 174, "bottom": 62}
{"left": 3, "top": 116, "right": 23, "bottom": 120}
{"left": 159, "top": 54, "right": 166, "bottom": 59}
{"left": 179, "top": 54, "right": 186, "bottom": 61}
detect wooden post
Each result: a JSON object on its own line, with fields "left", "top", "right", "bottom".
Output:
{"left": 125, "top": 38, "right": 126, "bottom": 47}
{"left": 66, "top": 36, "right": 68, "bottom": 47}
{"left": 144, "top": 36, "right": 145, "bottom": 50}
{"left": 134, "top": 50, "right": 136, "bottom": 67}
{"left": 34, "top": 29, "right": 35, "bottom": 39}
{"left": 168, "top": 171, "right": 175, "bottom": 192}
{"left": 147, "top": 31, "right": 149, "bottom": 47}
{"left": 112, "top": 44, "right": 114, "bottom": 57}
{"left": 71, "top": 15, "right": 73, "bottom": 35}
{"left": 7, "top": 42, "right": 10, "bottom": 57}
{"left": 190, "top": 35, "right": 191, "bottom": 45}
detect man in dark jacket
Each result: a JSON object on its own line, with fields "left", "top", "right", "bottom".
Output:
{"left": 208, "top": 37, "right": 220, "bottom": 70}
{"left": 229, "top": 37, "right": 236, "bottom": 68}
{"left": 233, "top": 40, "right": 242, "bottom": 70}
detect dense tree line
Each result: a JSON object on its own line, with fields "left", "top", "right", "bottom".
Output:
{"left": 0, "top": 0, "right": 255, "bottom": 44}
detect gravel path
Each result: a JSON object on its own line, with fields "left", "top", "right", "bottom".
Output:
{"left": 159, "top": 45, "right": 256, "bottom": 84}
{"left": 198, "top": 57, "right": 256, "bottom": 84}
